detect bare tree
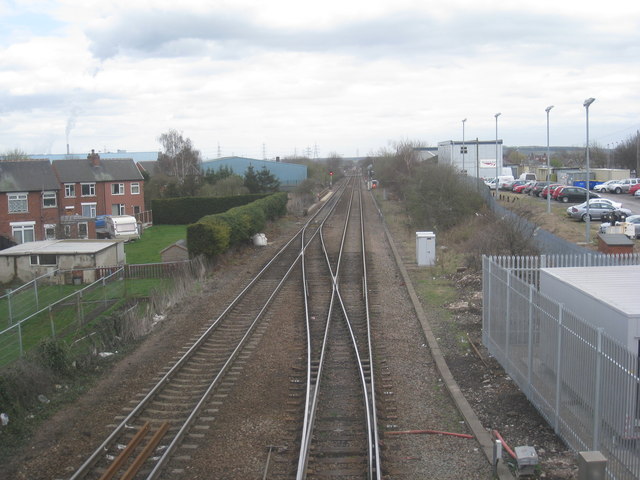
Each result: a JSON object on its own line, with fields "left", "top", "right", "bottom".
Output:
{"left": 157, "top": 129, "right": 202, "bottom": 183}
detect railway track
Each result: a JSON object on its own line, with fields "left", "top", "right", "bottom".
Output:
{"left": 69, "top": 185, "right": 346, "bottom": 479}
{"left": 69, "top": 176, "right": 383, "bottom": 479}
{"left": 296, "top": 178, "right": 381, "bottom": 479}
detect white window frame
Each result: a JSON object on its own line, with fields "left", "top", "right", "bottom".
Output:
{"left": 11, "top": 221, "right": 36, "bottom": 244}
{"left": 112, "top": 204, "right": 125, "bottom": 215}
{"left": 131, "top": 182, "right": 140, "bottom": 195}
{"left": 42, "top": 191, "right": 57, "bottom": 208}
{"left": 64, "top": 184, "right": 76, "bottom": 198}
{"left": 81, "top": 202, "right": 97, "bottom": 218}
{"left": 81, "top": 183, "right": 96, "bottom": 197}
{"left": 111, "top": 183, "right": 124, "bottom": 195}
{"left": 8, "top": 192, "right": 28, "bottom": 214}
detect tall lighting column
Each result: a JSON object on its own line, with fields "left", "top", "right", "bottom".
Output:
{"left": 545, "top": 105, "right": 554, "bottom": 214}
{"left": 462, "top": 118, "right": 467, "bottom": 174}
{"left": 584, "top": 97, "right": 595, "bottom": 243}
{"left": 494, "top": 113, "right": 501, "bottom": 190}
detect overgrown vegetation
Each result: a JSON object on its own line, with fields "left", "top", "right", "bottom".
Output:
{"left": 365, "top": 140, "right": 538, "bottom": 270}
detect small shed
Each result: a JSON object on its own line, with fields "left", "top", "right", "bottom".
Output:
{"left": 0, "top": 239, "right": 125, "bottom": 284}
{"left": 160, "top": 239, "right": 189, "bottom": 262}
{"left": 597, "top": 233, "right": 634, "bottom": 255}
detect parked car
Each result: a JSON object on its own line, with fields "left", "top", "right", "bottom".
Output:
{"left": 506, "top": 180, "right": 528, "bottom": 192}
{"left": 593, "top": 180, "right": 617, "bottom": 193}
{"left": 607, "top": 178, "right": 640, "bottom": 194}
{"left": 623, "top": 215, "right": 640, "bottom": 238}
{"left": 513, "top": 181, "right": 534, "bottom": 193}
{"left": 551, "top": 185, "right": 566, "bottom": 200}
{"left": 497, "top": 175, "right": 515, "bottom": 190}
{"left": 566, "top": 201, "right": 632, "bottom": 222}
{"left": 530, "top": 181, "right": 550, "bottom": 197}
{"left": 540, "top": 184, "right": 563, "bottom": 199}
{"left": 555, "top": 186, "right": 600, "bottom": 203}
{"left": 629, "top": 183, "right": 640, "bottom": 195}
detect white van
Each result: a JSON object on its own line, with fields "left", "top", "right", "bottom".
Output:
{"left": 497, "top": 175, "right": 515, "bottom": 190}
{"left": 105, "top": 215, "right": 140, "bottom": 241}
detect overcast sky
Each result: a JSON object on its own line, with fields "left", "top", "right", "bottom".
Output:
{"left": 1, "top": 0, "right": 639, "bottom": 160}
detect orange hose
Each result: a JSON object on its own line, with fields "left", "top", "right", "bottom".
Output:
{"left": 492, "top": 430, "right": 517, "bottom": 459}
{"left": 386, "top": 429, "right": 474, "bottom": 439}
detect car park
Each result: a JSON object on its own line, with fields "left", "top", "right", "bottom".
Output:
{"left": 607, "top": 178, "right": 640, "bottom": 194}
{"left": 555, "top": 186, "right": 600, "bottom": 203}
{"left": 566, "top": 201, "right": 632, "bottom": 222}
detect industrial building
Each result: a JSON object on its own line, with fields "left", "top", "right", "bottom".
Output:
{"left": 201, "top": 156, "right": 307, "bottom": 189}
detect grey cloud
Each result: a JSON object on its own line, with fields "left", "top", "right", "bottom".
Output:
{"left": 86, "top": 9, "right": 636, "bottom": 65}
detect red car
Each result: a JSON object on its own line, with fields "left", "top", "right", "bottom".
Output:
{"left": 540, "top": 184, "right": 562, "bottom": 199}
{"left": 629, "top": 183, "right": 640, "bottom": 195}
{"left": 551, "top": 185, "right": 566, "bottom": 200}
{"left": 513, "top": 181, "right": 533, "bottom": 193}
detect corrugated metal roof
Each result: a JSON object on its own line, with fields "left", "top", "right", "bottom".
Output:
{"left": 541, "top": 265, "right": 640, "bottom": 316}
{"left": 0, "top": 239, "right": 117, "bottom": 256}
{"left": 53, "top": 158, "right": 143, "bottom": 183}
{"left": 0, "top": 160, "right": 60, "bottom": 192}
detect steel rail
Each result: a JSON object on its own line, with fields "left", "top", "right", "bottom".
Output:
{"left": 296, "top": 178, "right": 351, "bottom": 466}
{"left": 296, "top": 176, "right": 380, "bottom": 479}
{"left": 70, "top": 189, "right": 340, "bottom": 480}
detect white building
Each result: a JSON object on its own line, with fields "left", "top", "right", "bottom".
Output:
{"left": 0, "top": 239, "right": 125, "bottom": 284}
{"left": 438, "top": 139, "right": 505, "bottom": 179}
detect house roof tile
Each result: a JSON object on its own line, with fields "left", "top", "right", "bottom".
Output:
{"left": 0, "top": 160, "right": 60, "bottom": 192}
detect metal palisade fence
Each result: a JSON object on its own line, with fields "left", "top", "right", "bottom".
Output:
{"left": 483, "top": 253, "right": 640, "bottom": 480}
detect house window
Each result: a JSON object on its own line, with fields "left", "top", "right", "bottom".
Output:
{"left": 111, "top": 183, "right": 124, "bottom": 195}
{"left": 63, "top": 225, "right": 71, "bottom": 238}
{"left": 44, "top": 224, "right": 56, "bottom": 240}
{"left": 112, "top": 204, "right": 125, "bottom": 215}
{"left": 65, "top": 184, "right": 76, "bottom": 197}
{"left": 81, "top": 203, "right": 97, "bottom": 217}
{"left": 133, "top": 205, "right": 141, "bottom": 215}
{"left": 81, "top": 183, "right": 96, "bottom": 196}
{"left": 42, "top": 191, "right": 57, "bottom": 208}
{"left": 78, "top": 222, "right": 88, "bottom": 239}
{"left": 131, "top": 183, "right": 140, "bottom": 195}
{"left": 8, "top": 193, "right": 28, "bottom": 213}
{"left": 30, "top": 254, "right": 57, "bottom": 266}
{"left": 11, "top": 222, "right": 35, "bottom": 244}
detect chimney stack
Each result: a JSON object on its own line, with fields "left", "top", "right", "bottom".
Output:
{"left": 88, "top": 149, "right": 101, "bottom": 166}
{"left": 67, "top": 143, "right": 70, "bottom": 155}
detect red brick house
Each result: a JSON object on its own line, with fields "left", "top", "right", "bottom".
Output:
{"left": 0, "top": 160, "right": 61, "bottom": 244}
{"left": 52, "top": 150, "right": 145, "bottom": 220}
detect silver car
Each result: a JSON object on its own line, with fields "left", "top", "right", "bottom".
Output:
{"left": 607, "top": 178, "right": 640, "bottom": 194}
{"left": 566, "top": 201, "right": 632, "bottom": 222}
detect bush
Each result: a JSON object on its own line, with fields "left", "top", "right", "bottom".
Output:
{"left": 152, "top": 194, "right": 269, "bottom": 224}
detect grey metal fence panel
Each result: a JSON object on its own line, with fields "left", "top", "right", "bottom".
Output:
{"left": 483, "top": 254, "right": 640, "bottom": 480}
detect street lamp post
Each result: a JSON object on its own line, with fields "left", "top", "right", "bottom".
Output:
{"left": 584, "top": 97, "right": 595, "bottom": 243}
{"left": 545, "top": 105, "right": 554, "bottom": 214}
{"left": 462, "top": 118, "right": 467, "bottom": 174}
{"left": 494, "top": 113, "right": 501, "bottom": 192}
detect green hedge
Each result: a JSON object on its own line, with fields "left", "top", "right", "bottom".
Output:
{"left": 187, "top": 192, "right": 288, "bottom": 258}
{"left": 152, "top": 194, "right": 270, "bottom": 225}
